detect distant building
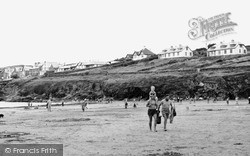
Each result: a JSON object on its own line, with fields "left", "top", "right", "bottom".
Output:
{"left": 245, "top": 45, "right": 250, "bottom": 53}
{"left": 0, "top": 68, "right": 4, "bottom": 80}
{"left": 75, "top": 62, "right": 87, "bottom": 70}
{"left": 107, "top": 60, "right": 120, "bottom": 65}
{"left": 132, "top": 48, "right": 155, "bottom": 61}
{"left": 158, "top": 45, "right": 193, "bottom": 59}
{"left": 125, "top": 54, "right": 133, "bottom": 60}
{"left": 29, "top": 66, "right": 42, "bottom": 77}
{"left": 207, "top": 40, "right": 247, "bottom": 57}
{"left": 56, "top": 63, "right": 80, "bottom": 73}
{"left": 3, "top": 65, "right": 33, "bottom": 80}
{"left": 34, "top": 61, "right": 61, "bottom": 75}
{"left": 83, "top": 61, "right": 106, "bottom": 68}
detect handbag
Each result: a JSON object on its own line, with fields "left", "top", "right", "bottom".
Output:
{"left": 157, "top": 115, "right": 161, "bottom": 124}
{"left": 156, "top": 110, "right": 161, "bottom": 124}
{"left": 173, "top": 108, "right": 177, "bottom": 117}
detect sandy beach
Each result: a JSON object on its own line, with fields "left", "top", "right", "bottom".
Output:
{"left": 0, "top": 100, "right": 250, "bottom": 156}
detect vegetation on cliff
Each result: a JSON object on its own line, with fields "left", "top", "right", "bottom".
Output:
{"left": 0, "top": 54, "right": 249, "bottom": 102}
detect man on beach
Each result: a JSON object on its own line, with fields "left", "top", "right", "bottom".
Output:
{"left": 226, "top": 97, "right": 229, "bottom": 105}
{"left": 158, "top": 97, "right": 172, "bottom": 131}
{"left": 82, "top": 99, "right": 88, "bottom": 112}
{"left": 146, "top": 97, "right": 158, "bottom": 132}
{"left": 47, "top": 98, "right": 52, "bottom": 112}
{"left": 124, "top": 98, "right": 128, "bottom": 109}
{"left": 146, "top": 86, "right": 158, "bottom": 132}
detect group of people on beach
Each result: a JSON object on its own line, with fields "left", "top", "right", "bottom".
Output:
{"left": 146, "top": 86, "right": 175, "bottom": 132}
{"left": 124, "top": 98, "right": 138, "bottom": 109}
{"left": 123, "top": 86, "right": 176, "bottom": 132}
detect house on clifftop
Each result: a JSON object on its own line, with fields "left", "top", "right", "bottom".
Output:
{"left": 158, "top": 45, "right": 193, "bottom": 59}
{"left": 207, "top": 40, "right": 248, "bottom": 57}
{"left": 132, "top": 48, "right": 155, "bottom": 61}
{"left": 2, "top": 65, "right": 33, "bottom": 80}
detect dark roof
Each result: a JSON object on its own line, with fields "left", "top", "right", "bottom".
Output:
{"left": 246, "top": 45, "right": 250, "bottom": 51}
{"left": 133, "top": 48, "right": 155, "bottom": 56}
{"left": 141, "top": 48, "right": 155, "bottom": 55}
{"left": 126, "top": 54, "right": 133, "bottom": 58}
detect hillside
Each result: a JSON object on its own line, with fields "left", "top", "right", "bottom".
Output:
{"left": 0, "top": 54, "right": 250, "bottom": 102}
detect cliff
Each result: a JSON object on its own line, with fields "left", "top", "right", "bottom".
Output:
{"left": 0, "top": 54, "right": 249, "bottom": 102}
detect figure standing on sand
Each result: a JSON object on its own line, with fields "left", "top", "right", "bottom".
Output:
{"left": 124, "top": 98, "right": 128, "bottom": 109}
{"left": 226, "top": 97, "right": 229, "bottom": 105}
{"left": 47, "top": 98, "right": 52, "bottom": 112}
{"left": 146, "top": 86, "right": 158, "bottom": 132}
{"left": 169, "top": 102, "right": 176, "bottom": 124}
{"left": 82, "top": 99, "right": 88, "bottom": 112}
{"left": 235, "top": 96, "right": 239, "bottom": 105}
{"left": 248, "top": 96, "right": 250, "bottom": 104}
{"left": 62, "top": 100, "right": 64, "bottom": 106}
{"left": 133, "top": 99, "right": 137, "bottom": 108}
{"left": 158, "top": 97, "right": 172, "bottom": 131}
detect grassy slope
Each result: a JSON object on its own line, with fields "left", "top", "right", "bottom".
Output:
{"left": 2, "top": 54, "right": 250, "bottom": 101}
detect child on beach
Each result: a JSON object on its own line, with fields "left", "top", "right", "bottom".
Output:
{"left": 149, "top": 86, "right": 158, "bottom": 102}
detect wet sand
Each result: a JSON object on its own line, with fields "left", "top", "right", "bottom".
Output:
{"left": 0, "top": 100, "right": 250, "bottom": 156}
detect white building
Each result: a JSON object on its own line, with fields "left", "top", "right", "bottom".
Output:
{"left": 132, "top": 48, "right": 155, "bottom": 61}
{"left": 82, "top": 61, "right": 106, "bottom": 68}
{"left": 56, "top": 63, "right": 79, "bottom": 73}
{"left": 158, "top": 45, "right": 193, "bottom": 59}
{"left": 207, "top": 40, "right": 248, "bottom": 57}
{"left": 2, "top": 65, "right": 33, "bottom": 80}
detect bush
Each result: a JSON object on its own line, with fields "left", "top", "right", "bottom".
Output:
{"left": 11, "top": 74, "right": 19, "bottom": 79}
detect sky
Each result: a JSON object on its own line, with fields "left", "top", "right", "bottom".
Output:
{"left": 0, "top": 0, "right": 249, "bottom": 67}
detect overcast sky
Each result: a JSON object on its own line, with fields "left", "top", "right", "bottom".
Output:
{"left": 0, "top": 0, "right": 249, "bottom": 67}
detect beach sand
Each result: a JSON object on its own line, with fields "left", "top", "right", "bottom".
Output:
{"left": 0, "top": 100, "right": 250, "bottom": 156}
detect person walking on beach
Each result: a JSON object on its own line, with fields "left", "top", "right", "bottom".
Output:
{"left": 158, "top": 97, "right": 171, "bottom": 131}
{"left": 62, "top": 100, "right": 64, "bottom": 106}
{"left": 47, "top": 98, "right": 52, "bottom": 112}
{"left": 133, "top": 99, "right": 137, "bottom": 108}
{"left": 82, "top": 99, "right": 88, "bottom": 112}
{"left": 248, "top": 96, "right": 250, "bottom": 104}
{"left": 146, "top": 86, "right": 158, "bottom": 132}
{"left": 124, "top": 98, "right": 128, "bottom": 109}
{"left": 226, "top": 97, "right": 229, "bottom": 105}
{"left": 147, "top": 96, "right": 158, "bottom": 132}
{"left": 235, "top": 96, "right": 239, "bottom": 105}
{"left": 169, "top": 102, "right": 176, "bottom": 124}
